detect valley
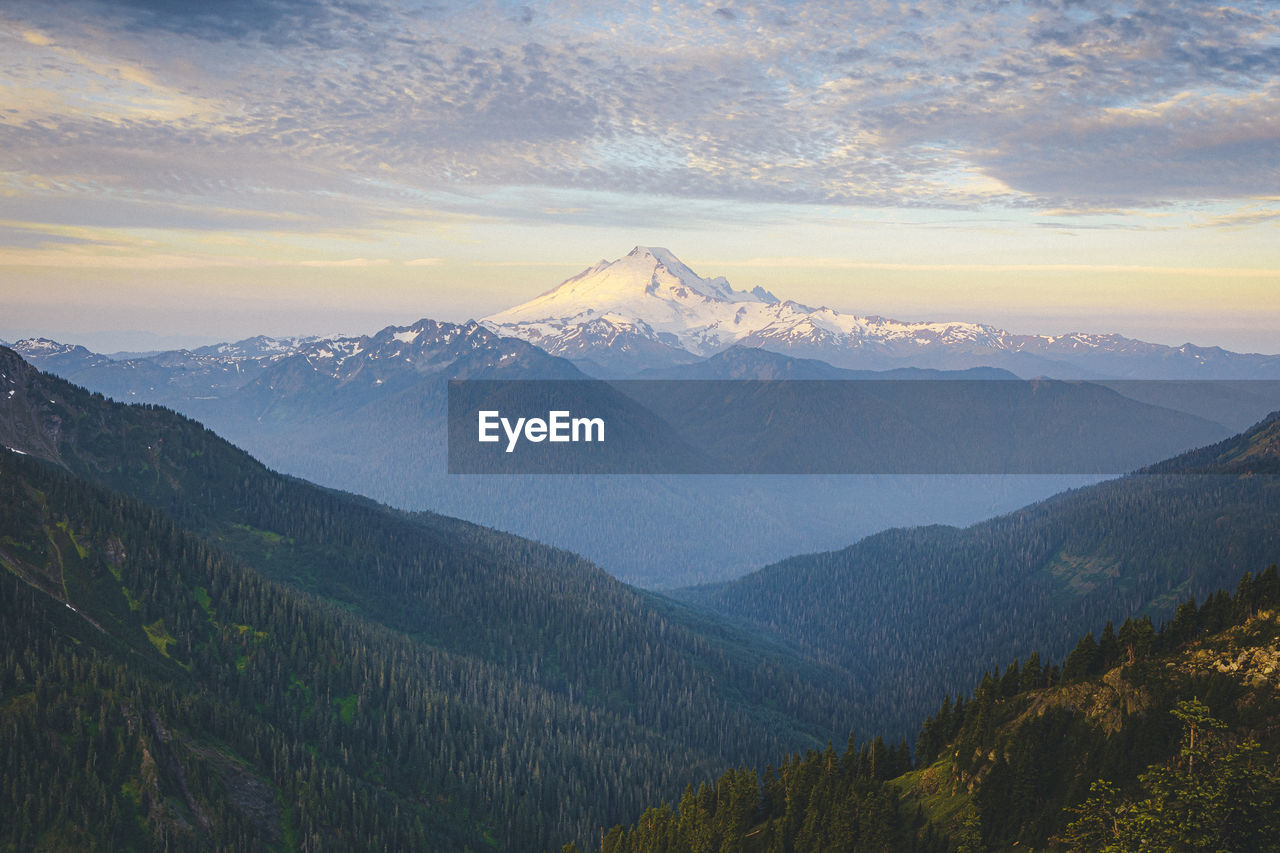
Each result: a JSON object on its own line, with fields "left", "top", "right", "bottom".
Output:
{"left": 5, "top": 250, "right": 1280, "bottom": 851}
{"left": 7, "top": 0, "right": 1279, "bottom": 847}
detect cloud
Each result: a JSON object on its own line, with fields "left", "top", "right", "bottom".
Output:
{"left": 971, "top": 85, "right": 1280, "bottom": 204}
{"left": 97, "top": 0, "right": 378, "bottom": 46}
{"left": 717, "top": 257, "right": 1280, "bottom": 278}
{"left": 0, "top": 250, "right": 277, "bottom": 268}
{"left": 1194, "top": 206, "right": 1280, "bottom": 228}
{"left": 0, "top": 221, "right": 106, "bottom": 248}
{"left": 2, "top": 0, "right": 1278, "bottom": 225}
{"left": 297, "top": 257, "right": 391, "bottom": 267}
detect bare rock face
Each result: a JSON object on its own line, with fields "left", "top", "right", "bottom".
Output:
{"left": 1179, "top": 610, "right": 1280, "bottom": 689}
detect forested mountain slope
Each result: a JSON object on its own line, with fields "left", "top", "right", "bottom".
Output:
{"left": 0, "top": 345, "right": 864, "bottom": 850}
{"left": 907, "top": 565, "right": 1280, "bottom": 850}
{"left": 678, "top": 412, "right": 1280, "bottom": 740}
{"left": 597, "top": 567, "right": 1280, "bottom": 852}
{"left": 1, "top": 447, "right": 528, "bottom": 850}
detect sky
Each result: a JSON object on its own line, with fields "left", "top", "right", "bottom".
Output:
{"left": 1, "top": 0, "right": 1278, "bottom": 353}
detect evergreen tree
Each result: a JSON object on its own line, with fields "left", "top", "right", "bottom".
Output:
{"left": 1062, "top": 699, "right": 1280, "bottom": 851}
{"left": 1061, "top": 632, "right": 1100, "bottom": 682}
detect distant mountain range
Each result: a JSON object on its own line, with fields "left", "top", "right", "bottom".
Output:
{"left": 8, "top": 246, "right": 1280, "bottom": 585}
{"left": 15, "top": 324, "right": 1280, "bottom": 585}
{"left": 11, "top": 246, "right": 1279, "bottom": 386}
{"left": 5, "top": 320, "right": 570, "bottom": 414}
{"left": 483, "top": 246, "right": 1280, "bottom": 378}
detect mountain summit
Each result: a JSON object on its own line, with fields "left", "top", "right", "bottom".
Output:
{"left": 481, "top": 246, "right": 785, "bottom": 371}
{"left": 486, "top": 246, "right": 779, "bottom": 326}
{"left": 483, "top": 248, "right": 1280, "bottom": 378}
{"left": 480, "top": 247, "right": 1030, "bottom": 373}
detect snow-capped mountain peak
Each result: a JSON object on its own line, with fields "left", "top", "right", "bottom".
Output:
{"left": 483, "top": 247, "right": 959, "bottom": 365}
{"left": 482, "top": 247, "right": 799, "bottom": 366}
{"left": 485, "top": 246, "right": 777, "bottom": 330}
{"left": 12, "top": 337, "right": 86, "bottom": 356}
{"left": 480, "top": 247, "right": 1280, "bottom": 377}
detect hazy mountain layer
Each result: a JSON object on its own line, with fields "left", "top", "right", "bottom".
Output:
{"left": 18, "top": 326, "right": 1279, "bottom": 586}
{"left": 677, "top": 411, "right": 1280, "bottom": 738}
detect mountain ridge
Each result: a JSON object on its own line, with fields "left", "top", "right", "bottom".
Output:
{"left": 13, "top": 247, "right": 1280, "bottom": 382}
{"left": 0, "top": 343, "right": 872, "bottom": 849}
{"left": 595, "top": 568, "right": 1280, "bottom": 852}
{"left": 676, "top": 408, "right": 1280, "bottom": 737}
{"left": 482, "top": 247, "right": 1280, "bottom": 378}
{"left": 16, "top": 329, "right": 1164, "bottom": 587}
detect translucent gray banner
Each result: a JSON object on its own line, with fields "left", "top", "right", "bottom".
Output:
{"left": 447, "top": 379, "right": 1279, "bottom": 474}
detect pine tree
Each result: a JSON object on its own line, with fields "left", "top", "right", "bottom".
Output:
{"left": 1061, "top": 632, "right": 1100, "bottom": 682}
